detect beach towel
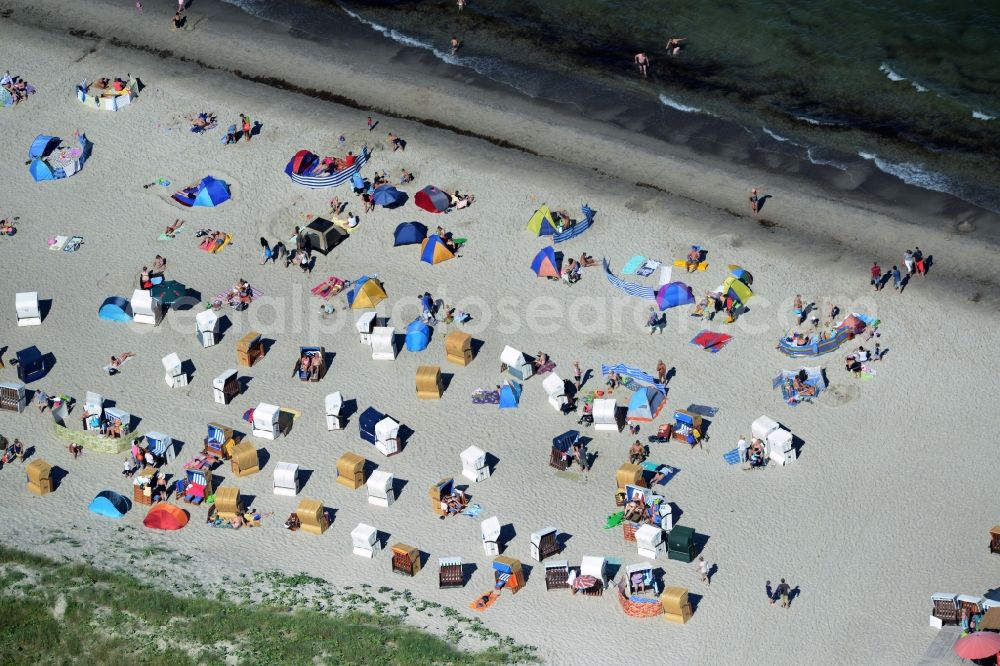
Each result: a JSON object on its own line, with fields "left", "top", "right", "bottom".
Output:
{"left": 212, "top": 285, "right": 264, "bottom": 306}
{"left": 199, "top": 233, "right": 231, "bottom": 253}
{"left": 63, "top": 236, "right": 84, "bottom": 252}
{"left": 674, "top": 259, "right": 709, "bottom": 271}
{"left": 605, "top": 511, "right": 625, "bottom": 529}
{"left": 332, "top": 217, "right": 357, "bottom": 234}
{"left": 635, "top": 259, "right": 661, "bottom": 277}
{"left": 468, "top": 591, "right": 500, "bottom": 612}
{"left": 472, "top": 389, "right": 500, "bottom": 405}
{"left": 48, "top": 236, "right": 67, "bottom": 251}
{"left": 642, "top": 462, "right": 677, "bottom": 485}
{"left": 722, "top": 448, "right": 741, "bottom": 465}
{"left": 621, "top": 255, "right": 646, "bottom": 275}
{"left": 461, "top": 503, "right": 483, "bottom": 518}
{"left": 158, "top": 225, "right": 185, "bottom": 241}
{"left": 691, "top": 330, "right": 732, "bottom": 352}
{"left": 535, "top": 360, "right": 556, "bottom": 375}
{"left": 311, "top": 276, "right": 346, "bottom": 299}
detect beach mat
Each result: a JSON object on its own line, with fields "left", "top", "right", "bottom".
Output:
{"left": 635, "top": 259, "right": 661, "bottom": 277}
{"left": 48, "top": 236, "right": 67, "bottom": 251}
{"left": 461, "top": 503, "right": 483, "bottom": 518}
{"left": 605, "top": 511, "right": 624, "bottom": 529}
{"left": 468, "top": 592, "right": 499, "bottom": 612}
{"left": 535, "top": 360, "right": 556, "bottom": 375}
{"left": 691, "top": 330, "right": 732, "bottom": 353}
{"left": 472, "top": 389, "right": 500, "bottom": 405}
{"left": 622, "top": 255, "right": 646, "bottom": 275}
{"left": 642, "top": 462, "right": 678, "bottom": 485}
{"left": 722, "top": 448, "right": 741, "bottom": 465}
{"left": 674, "top": 259, "right": 709, "bottom": 271}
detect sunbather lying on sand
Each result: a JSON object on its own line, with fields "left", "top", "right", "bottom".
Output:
{"left": 164, "top": 219, "right": 184, "bottom": 237}
{"left": 106, "top": 352, "right": 136, "bottom": 375}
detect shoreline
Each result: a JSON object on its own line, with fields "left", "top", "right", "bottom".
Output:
{"left": 3, "top": 0, "right": 1000, "bottom": 299}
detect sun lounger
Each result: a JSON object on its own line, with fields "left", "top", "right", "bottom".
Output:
{"left": 63, "top": 236, "right": 84, "bottom": 252}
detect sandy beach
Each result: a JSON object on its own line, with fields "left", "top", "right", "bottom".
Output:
{"left": 0, "top": 2, "right": 998, "bottom": 664}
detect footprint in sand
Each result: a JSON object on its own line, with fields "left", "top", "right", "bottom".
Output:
{"left": 624, "top": 198, "right": 653, "bottom": 214}
{"left": 824, "top": 383, "right": 859, "bottom": 407}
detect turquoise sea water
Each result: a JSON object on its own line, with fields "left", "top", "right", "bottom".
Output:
{"left": 226, "top": 0, "right": 1000, "bottom": 214}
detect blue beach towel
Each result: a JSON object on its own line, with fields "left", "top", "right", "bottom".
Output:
{"left": 622, "top": 255, "right": 646, "bottom": 275}
{"left": 722, "top": 448, "right": 741, "bottom": 465}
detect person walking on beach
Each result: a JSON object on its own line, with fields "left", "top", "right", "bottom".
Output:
{"left": 450, "top": 37, "right": 461, "bottom": 56}
{"left": 698, "top": 556, "right": 711, "bottom": 585}
{"left": 766, "top": 580, "right": 775, "bottom": 605}
{"left": 388, "top": 132, "right": 405, "bottom": 152}
{"left": 913, "top": 246, "right": 925, "bottom": 275}
{"left": 656, "top": 359, "right": 667, "bottom": 385}
{"left": 890, "top": 265, "right": 902, "bottom": 291}
{"left": 572, "top": 361, "right": 583, "bottom": 391}
{"left": 634, "top": 52, "right": 650, "bottom": 79}
{"left": 776, "top": 578, "right": 791, "bottom": 608}
{"left": 903, "top": 249, "right": 914, "bottom": 275}
{"left": 749, "top": 188, "right": 760, "bottom": 213}
{"left": 737, "top": 435, "right": 748, "bottom": 463}
{"left": 135, "top": 0, "right": 143, "bottom": 12}
{"left": 647, "top": 307, "right": 660, "bottom": 335}
{"left": 870, "top": 262, "right": 882, "bottom": 291}
{"left": 457, "top": 0, "right": 467, "bottom": 11}
{"left": 259, "top": 237, "right": 272, "bottom": 265}
{"left": 665, "top": 37, "right": 687, "bottom": 56}
{"left": 241, "top": 114, "right": 252, "bottom": 142}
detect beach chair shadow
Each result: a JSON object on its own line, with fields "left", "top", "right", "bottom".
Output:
{"left": 50, "top": 466, "right": 68, "bottom": 490}
{"left": 257, "top": 447, "right": 271, "bottom": 470}
{"left": 484, "top": 452, "right": 500, "bottom": 476}
{"left": 556, "top": 531, "right": 573, "bottom": 550}
{"left": 470, "top": 338, "right": 486, "bottom": 358}
{"left": 441, "top": 372, "right": 455, "bottom": 392}
{"left": 605, "top": 561, "right": 621, "bottom": 580}
{"left": 375, "top": 530, "right": 390, "bottom": 551}
{"left": 392, "top": 476, "right": 408, "bottom": 500}
{"left": 181, "top": 359, "right": 196, "bottom": 383}
{"left": 461, "top": 562, "right": 477, "bottom": 585}
{"left": 237, "top": 376, "right": 253, "bottom": 394}
{"left": 297, "top": 468, "right": 314, "bottom": 492}
{"left": 668, "top": 502, "right": 683, "bottom": 524}
{"left": 217, "top": 315, "right": 232, "bottom": 337}
{"left": 692, "top": 532, "right": 710, "bottom": 557}
{"left": 38, "top": 299, "right": 53, "bottom": 322}
{"left": 521, "top": 563, "right": 534, "bottom": 585}
{"left": 397, "top": 424, "right": 415, "bottom": 447}
{"left": 341, "top": 398, "right": 359, "bottom": 427}
{"left": 688, "top": 592, "right": 704, "bottom": 613}
{"left": 499, "top": 523, "right": 516, "bottom": 552}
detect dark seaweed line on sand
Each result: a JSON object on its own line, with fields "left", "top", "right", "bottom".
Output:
{"left": 71, "top": 28, "right": 540, "bottom": 157}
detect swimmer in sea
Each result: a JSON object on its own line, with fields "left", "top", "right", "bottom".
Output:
{"left": 450, "top": 37, "right": 461, "bottom": 56}
{"left": 666, "top": 37, "right": 687, "bottom": 56}
{"left": 634, "top": 52, "right": 650, "bottom": 78}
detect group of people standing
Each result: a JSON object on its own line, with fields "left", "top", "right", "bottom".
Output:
{"left": 870, "top": 247, "right": 927, "bottom": 292}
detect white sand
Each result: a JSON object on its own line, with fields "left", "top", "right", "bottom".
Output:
{"left": 0, "top": 6, "right": 997, "bottom": 665}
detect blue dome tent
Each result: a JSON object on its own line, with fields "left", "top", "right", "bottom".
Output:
{"left": 98, "top": 296, "right": 134, "bottom": 322}
{"left": 393, "top": 222, "right": 427, "bottom": 247}
{"left": 172, "top": 176, "right": 231, "bottom": 208}
{"left": 499, "top": 381, "right": 521, "bottom": 409}
{"left": 88, "top": 490, "right": 130, "bottom": 518}
{"left": 372, "top": 185, "right": 407, "bottom": 208}
{"left": 28, "top": 133, "right": 92, "bottom": 182}
{"left": 405, "top": 320, "right": 432, "bottom": 352}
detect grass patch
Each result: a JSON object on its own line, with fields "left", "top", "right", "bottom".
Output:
{"left": 0, "top": 546, "right": 533, "bottom": 665}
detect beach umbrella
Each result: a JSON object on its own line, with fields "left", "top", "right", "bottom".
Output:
{"left": 953, "top": 632, "right": 1000, "bottom": 660}
{"left": 728, "top": 265, "right": 754, "bottom": 285}
{"left": 149, "top": 280, "right": 188, "bottom": 308}
{"left": 372, "top": 185, "right": 406, "bottom": 208}
{"left": 656, "top": 282, "right": 694, "bottom": 310}
{"left": 571, "top": 575, "right": 598, "bottom": 589}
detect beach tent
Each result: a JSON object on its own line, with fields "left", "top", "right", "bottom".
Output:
{"left": 499, "top": 382, "right": 521, "bottom": 410}
{"left": 531, "top": 246, "right": 560, "bottom": 278}
{"left": 28, "top": 133, "right": 92, "bottom": 182}
{"left": 405, "top": 320, "right": 432, "bottom": 352}
{"left": 728, "top": 265, "right": 753, "bottom": 286}
{"left": 722, "top": 276, "right": 753, "bottom": 305}
{"left": 393, "top": 222, "right": 427, "bottom": 247}
{"left": 414, "top": 185, "right": 450, "bottom": 213}
{"left": 526, "top": 205, "right": 558, "bottom": 236}
{"left": 626, "top": 387, "right": 666, "bottom": 422}
{"left": 88, "top": 490, "right": 130, "bottom": 518}
{"left": 347, "top": 275, "right": 387, "bottom": 309}
{"left": 143, "top": 503, "right": 188, "bottom": 530}
{"left": 98, "top": 296, "right": 133, "bottom": 322}
{"left": 150, "top": 280, "right": 189, "bottom": 309}
{"left": 419, "top": 235, "right": 455, "bottom": 265}
{"left": 372, "top": 185, "right": 407, "bottom": 208}
{"left": 657, "top": 282, "right": 695, "bottom": 311}
{"left": 172, "top": 176, "right": 231, "bottom": 208}
{"left": 553, "top": 204, "right": 595, "bottom": 243}
{"left": 284, "top": 146, "right": 369, "bottom": 188}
